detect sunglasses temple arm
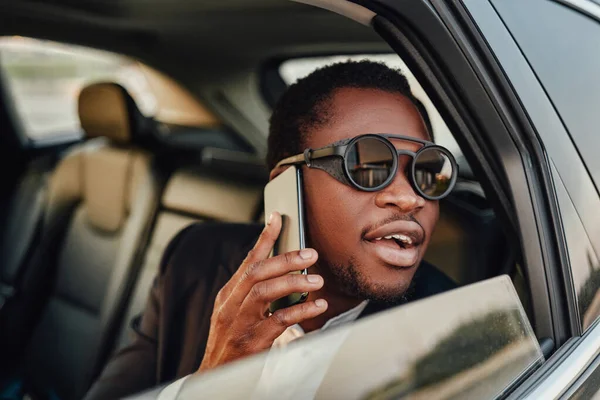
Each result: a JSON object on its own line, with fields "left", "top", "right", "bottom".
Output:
{"left": 311, "top": 146, "right": 344, "bottom": 158}
{"left": 275, "top": 146, "right": 345, "bottom": 169}
{"left": 274, "top": 153, "right": 306, "bottom": 169}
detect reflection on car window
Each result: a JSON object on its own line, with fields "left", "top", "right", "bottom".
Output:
{"left": 279, "top": 55, "right": 461, "bottom": 159}
{"left": 491, "top": 0, "right": 600, "bottom": 189}
{"left": 178, "top": 276, "right": 542, "bottom": 400}
{"left": 553, "top": 163, "right": 600, "bottom": 330}
{"left": 491, "top": 0, "right": 600, "bottom": 332}
{"left": 0, "top": 36, "right": 156, "bottom": 142}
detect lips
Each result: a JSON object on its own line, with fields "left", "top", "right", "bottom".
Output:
{"left": 363, "top": 220, "right": 425, "bottom": 268}
{"left": 363, "top": 220, "right": 424, "bottom": 245}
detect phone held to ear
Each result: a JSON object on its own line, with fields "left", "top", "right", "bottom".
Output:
{"left": 263, "top": 166, "right": 308, "bottom": 313}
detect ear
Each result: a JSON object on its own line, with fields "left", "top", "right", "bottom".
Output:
{"left": 269, "top": 165, "right": 291, "bottom": 181}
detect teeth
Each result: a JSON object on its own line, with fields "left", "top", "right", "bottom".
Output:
{"left": 399, "top": 234, "right": 412, "bottom": 244}
{"left": 375, "top": 234, "right": 413, "bottom": 245}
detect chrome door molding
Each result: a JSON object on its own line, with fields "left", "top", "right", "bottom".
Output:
{"left": 520, "top": 319, "right": 600, "bottom": 399}
{"left": 554, "top": 0, "right": 600, "bottom": 22}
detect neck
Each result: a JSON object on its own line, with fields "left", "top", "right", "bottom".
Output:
{"left": 299, "top": 266, "right": 364, "bottom": 333}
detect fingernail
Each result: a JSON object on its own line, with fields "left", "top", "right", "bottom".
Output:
{"left": 315, "top": 299, "right": 327, "bottom": 308}
{"left": 267, "top": 213, "right": 274, "bottom": 225}
{"left": 299, "top": 249, "right": 314, "bottom": 260}
{"left": 307, "top": 275, "right": 322, "bottom": 284}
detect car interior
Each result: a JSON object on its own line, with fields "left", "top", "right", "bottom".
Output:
{"left": 0, "top": 1, "right": 533, "bottom": 399}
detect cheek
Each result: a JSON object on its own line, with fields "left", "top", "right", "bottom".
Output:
{"left": 302, "top": 171, "right": 364, "bottom": 246}
{"left": 421, "top": 203, "right": 440, "bottom": 244}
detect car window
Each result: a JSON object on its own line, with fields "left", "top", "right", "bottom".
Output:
{"left": 279, "top": 54, "right": 463, "bottom": 161}
{"left": 490, "top": 0, "right": 600, "bottom": 332}
{"left": 489, "top": 1, "right": 600, "bottom": 188}
{"left": 0, "top": 36, "right": 156, "bottom": 143}
{"left": 174, "top": 276, "right": 542, "bottom": 400}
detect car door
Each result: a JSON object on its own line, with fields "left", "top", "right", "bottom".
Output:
{"left": 456, "top": 0, "right": 600, "bottom": 397}
{"left": 174, "top": 276, "right": 543, "bottom": 400}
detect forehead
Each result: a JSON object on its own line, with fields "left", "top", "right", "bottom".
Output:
{"left": 306, "top": 87, "right": 429, "bottom": 151}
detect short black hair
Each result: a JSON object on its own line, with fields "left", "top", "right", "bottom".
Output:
{"left": 267, "top": 60, "right": 433, "bottom": 171}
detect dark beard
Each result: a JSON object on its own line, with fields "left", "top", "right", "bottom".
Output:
{"left": 319, "top": 255, "right": 416, "bottom": 306}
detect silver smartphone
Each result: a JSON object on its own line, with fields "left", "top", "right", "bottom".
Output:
{"left": 263, "top": 166, "right": 308, "bottom": 313}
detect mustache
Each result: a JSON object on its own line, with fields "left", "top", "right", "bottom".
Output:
{"left": 360, "top": 213, "right": 426, "bottom": 241}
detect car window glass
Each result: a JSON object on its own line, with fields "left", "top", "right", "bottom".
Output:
{"left": 490, "top": 0, "right": 600, "bottom": 189}
{"left": 552, "top": 162, "right": 600, "bottom": 331}
{"left": 490, "top": 0, "right": 600, "bottom": 332}
{"left": 279, "top": 55, "right": 462, "bottom": 162}
{"left": 176, "top": 276, "right": 543, "bottom": 400}
{"left": 0, "top": 36, "right": 156, "bottom": 143}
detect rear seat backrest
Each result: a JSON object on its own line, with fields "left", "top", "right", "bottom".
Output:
{"left": 162, "top": 170, "right": 262, "bottom": 222}
{"left": 115, "top": 168, "right": 262, "bottom": 350}
{"left": 21, "top": 83, "right": 161, "bottom": 400}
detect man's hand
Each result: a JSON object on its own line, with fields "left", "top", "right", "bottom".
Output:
{"left": 197, "top": 212, "right": 327, "bottom": 372}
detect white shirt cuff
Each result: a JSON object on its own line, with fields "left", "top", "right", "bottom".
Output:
{"left": 157, "top": 375, "right": 190, "bottom": 400}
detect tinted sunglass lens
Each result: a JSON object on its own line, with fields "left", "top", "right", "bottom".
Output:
{"left": 345, "top": 137, "right": 394, "bottom": 189}
{"left": 414, "top": 148, "right": 454, "bottom": 198}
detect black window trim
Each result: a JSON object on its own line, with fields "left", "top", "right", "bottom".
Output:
{"left": 464, "top": 0, "right": 600, "bottom": 336}
{"left": 437, "top": 0, "right": 574, "bottom": 341}
{"left": 439, "top": 0, "right": 600, "bottom": 395}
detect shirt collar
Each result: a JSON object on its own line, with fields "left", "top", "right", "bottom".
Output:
{"left": 272, "top": 300, "right": 369, "bottom": 348}
{"left": 320, "top": 300, "right": 369, "bottom": 331}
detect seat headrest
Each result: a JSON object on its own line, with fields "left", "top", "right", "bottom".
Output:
{"left": 78, "top": 82, "right": 144, "bottom": 144}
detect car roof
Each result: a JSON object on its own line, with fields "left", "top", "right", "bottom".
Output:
{"left": 1, "top": 0, "right": 394, "bottom": 154}
{"left": 0, "top": 0, "right": 387, "bottom": 72}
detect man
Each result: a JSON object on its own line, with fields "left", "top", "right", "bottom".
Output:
{"left": 85, "top": 60, "right": 456, "bottom": 399}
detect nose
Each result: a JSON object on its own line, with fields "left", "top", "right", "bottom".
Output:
{"left": 374, "top": 170, "right": 426, "bottom": 213}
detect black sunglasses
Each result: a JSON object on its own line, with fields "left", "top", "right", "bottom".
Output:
{"left": 276, "top": 134, "right": 458, "bottom": 200}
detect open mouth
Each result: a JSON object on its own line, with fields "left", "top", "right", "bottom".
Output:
{"left": 374, "top": 234, "right": 415, "bottom": 249}
{"left": 365, "top": 235, "right": 421, "bottom": 268}
{"left": 363, "top": 221, "right": 424, "bottom": 268}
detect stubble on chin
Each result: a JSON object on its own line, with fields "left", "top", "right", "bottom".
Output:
{"left": 319, "top": 255, "right": 416, "bottom": 306}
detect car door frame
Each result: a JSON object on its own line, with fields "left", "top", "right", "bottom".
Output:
{"left": 455, "top": 0, "right": 600, "bottom": 397}
{"left": 345, "top": 0, "right": 570, "bottom": 349}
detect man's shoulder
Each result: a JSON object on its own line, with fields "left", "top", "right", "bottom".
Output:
{"left": 159, "top": 221, "right": 263, "bottom": 279}
{"left": 175, "top": 222, "right": 263, "bottom": 249}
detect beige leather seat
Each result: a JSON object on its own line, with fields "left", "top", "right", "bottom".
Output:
{"left": 18, "top": 83, "right": 161, "bottom": 400}
{"left": 113, "top": 167, "right": 263, "bottom": 351}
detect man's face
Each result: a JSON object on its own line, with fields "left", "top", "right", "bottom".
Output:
{"left": 302, "top": 87, "right": 439, "bottom": 304}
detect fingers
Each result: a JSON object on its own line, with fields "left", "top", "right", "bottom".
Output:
{"left": 231, "top": 248, "right": 318, "bottom": 306}
{"left": 257, "top": 299, "right": 329, "bottom": 343}
{"left": 244, "top": 212, "right": 282, "bottom": 265}
{"left": 241, "top": 273, "right": 324, "bottom": 314}
{"left": 243, "top": 248, "right": 318, "bottom": 284}
{"left": 221, "top": 212, "right": 283, "bottom": 300}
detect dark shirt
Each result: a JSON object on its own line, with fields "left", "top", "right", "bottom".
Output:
{"left": 85, "top": 222, "right": 456, "bottom": 400}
